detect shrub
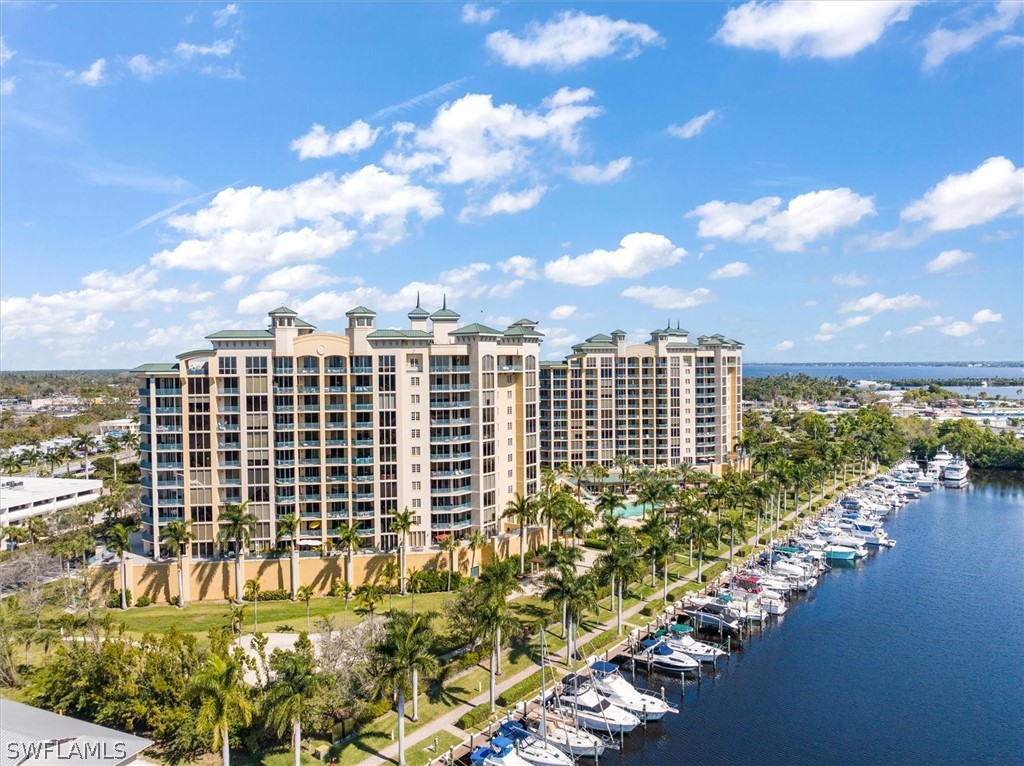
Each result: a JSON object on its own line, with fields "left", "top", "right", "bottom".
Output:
{"left": 135, "top": 595, "right": 151, "bottom": 607}
{"left": 170, "top": 595, "right": 180, "bottom": 607}
{"left": 354, "top": 697, "right": 392, "bottom": 727}
{"left": 582, "top": 536, "right": 608, "bottom": 551}
{"left": 453, "top": 649, "right": 482, "bottom": 672}
{"left": 257, "top": 589, "right": 290, "bottom": 601}
{"left": 457, "top": 703, "right": 495, "bottom": 732}
{"left": 495, "top": 670, "right": 544, "bottom": 708}
{"left": 106, "top": 589, "right": 132, "bottom": 609}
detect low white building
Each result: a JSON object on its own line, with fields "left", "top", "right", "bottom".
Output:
{"left": 0, "top": 476, "right": 104, "bottom": 528}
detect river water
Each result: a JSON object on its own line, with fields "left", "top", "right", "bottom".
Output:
{"left": 610, "top": 473, "right": 1024, "bottom": 766}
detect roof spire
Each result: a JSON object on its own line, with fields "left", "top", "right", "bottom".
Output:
{"left": 416, "top": 291, "right": 421, "bottom": 308}
{"left": 443, "top": 293, "right": 447, "bottom": 310}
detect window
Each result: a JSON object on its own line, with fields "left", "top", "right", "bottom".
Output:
{"left": 507, "top": 406, "right": 513, "bottom": 415}
{"left": 507, "top": 470, "right": 513, "bottom": 477}
{"left": 411, "top": 412, "right": 420, "bottom": 421}
{"left": 218, "top": 357, "right": 237, "bottom": 375}
{"left": 507, "top": 438, "right": 513, "bottom": 446}
{"left": 411, "top": 446, "right": 420, "bottom": 456}
{"left": 412, "top": 481, "right": 421, "bottom": 490}
{"left": 245, "top": 356, "right": 267, "bottom": 375}
{"left": 411, "top": 429, "right": 420, "bottom": 439}
{"left": 411, "top": 377, "right": 420, "bottom": 386}
{"left": 412, "top": 498, "right": 422, "bottom": 508}
{"left": 507, "top": 391, "right": 512, "bottom": 399}
{"left": 411, "top": 394, "right": 420, "bottom": 404}
{"left": 412, "top": 464, "right": 421, "bottom": 473}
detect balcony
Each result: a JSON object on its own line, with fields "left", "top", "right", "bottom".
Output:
{"left": 352, "top": 403, "right": 373, "bottom": 411}
{"left": 275, "top": 495, "right": 297, "bottom": 504}
{"left": 157, "top": 444, "right": 183, "bottom": 452}
{"left": 353, "top": 438, "right": 373, "bottom": 446}
{"left": 274, "top": 405, "right": 295, "bottom": 412}
{"left": 298, "top": 386, "right": 320, "bottom": 394}
{"left": 352, "top": 457, "right": 374, "bottom": 465}
{"left": 431, "top": 501, "right": 472, "bottom": 512}
{"left": 325, "top": 439, "right": 347, "bottom": 447}
{"left": 275, "top": 440, "right": 296, "bottom": 448}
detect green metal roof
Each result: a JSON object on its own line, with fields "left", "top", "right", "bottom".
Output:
{"left": 205, "top": 329, "right": 274, "bottom": 340}
{"left": 294, "top": 318, "right": 315, "bottom": 328}
{"left": 450, "top": 323, "right": 502, "bottom": 336}
{"left": 408, "top": 292, "right": 430, "bottom": 318}
{"left": 585, "top": 333, "right": 613, "bottom": 343}
{"left": 430, "top": 308, "right": 460, "bottom": 319}
{"left": 610, "top": 329, "right": 627, "bottom": 336}
{"left": 366, "top": 329, "right": 433, "bottom": 339}
{"left": 346, "top": 306, "right": 376, "bottom": 316}
{"left": 502, "top": 326, "right": 544, "bottom": 337}
{"left": 175, "top": 349, "right": 212, "bottom": 359}
{"left": 268, "top": 306, "right": 298, "bottom": 315}
{"left": 131, "top": 363, "right": 180, "bottom": 373}
{"left": 511, "top": 318, "right": 538, "bottom": 326}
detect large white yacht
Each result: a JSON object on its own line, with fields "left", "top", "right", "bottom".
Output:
{"left": 556, "top": 674, "right": 641, "bottom": 734}
{"left": 942, "top": 456, "right": 970, "bottom": 488}
{"left": 588, "top": 660, "right": 678, "bottom": 720}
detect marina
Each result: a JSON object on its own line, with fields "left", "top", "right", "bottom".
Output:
{"left": 445, "top": 467, "right": 1023, "bottom": 766}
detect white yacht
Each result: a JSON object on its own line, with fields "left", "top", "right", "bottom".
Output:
{"left": 471, "top": 737, "right": 535, "bottom": 766}
{"left": 928, "top": 446, "right": 954, "bottom": 478}
{"left": 523, "top": 705, "right": 606, "bottom": 759}
{"left": 588, "top": 660, "right": 678, "bottom": 720}
{"left": 663, "top": 624, "right": 727, "bottom": 663}
{"left": 495, "top": 722, "right": 575, "bottom": 766}
{"left": 632, "top": 638, "right": 699, "bottom": 674}
{"left": 556, "top": 674, "right": 641, "bottom": 734}
{"left": 943, "top": 456, "right": 970, "bottom": 488}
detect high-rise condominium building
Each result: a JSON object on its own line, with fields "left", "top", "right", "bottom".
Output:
{"left": 133, "top": 303, "right": 542, "bottom": 560}
{"left": 539, "top": 326, "right": 743, "bottom": 470}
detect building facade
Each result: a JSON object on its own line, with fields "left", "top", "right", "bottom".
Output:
{"left": 539, "top": 326, "right": 743, "bottom": 470}
{"left": 133, "top": 303, "right": 542, "bottom": 560}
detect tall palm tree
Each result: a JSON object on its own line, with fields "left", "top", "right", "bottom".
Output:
{"left": 332, "top": 523, "right": 360, "bottom": 594}
{"left": 502, "top": 493, "right": 538, "bottom": 576}
{"left": 218, "top": 501, "right": 256, "bottom": 604}
{"left": 537, "top": 487, "right": 569, "bottom": 552}
{"left": 160, "top": 519, "right": 192, "bottom": 608}
{"left": 380, "top": 558, "right": 399, "bottom": 612}
{"left": 691, "top": 516, "right": 719, "bottom": 583}
{"left": 438, "top": 534, "right": 458, "bottom": 591}
{"left": 265, "top": 646, "right": 325, "bottom": 766}
{"left": 595, "top": 509, "right": 627, "bottom": 549}
{"left": 467, "top": 529, "right": 487, "bottom": 577}
{"left": 641, "top": 510, "right": 677, "bottom": 601}
{"left": 391, "top": 507, "right": 414, "bottom": 596}
{"left": 43, "top": 449, "right": 63, "bottom": 477}
{"left": 719, "top": 511, "right": 746, "bottom": 566}
{"left": 73, "top": 433, "right": 94, "bottom": 479}
{"left": 562, "top": 498, "right": 594, "bottom": 548}
{"left": 613, "top": 453, "right": 632, "bottom": 495}
{"left": 103, "top": 434, "right": 123, "bottom": 482}
{"left": 105, "top": 521, "right": 136, "bottom": 609}
{"left": 541, "top": 567, "right": 598, "bottom": 669}
{"left": 0, "top": 454, "right": 22, "bottom": 475}
{"left": 57, "top": 444, "right": 75, "bottom": 476}
{"left": 21, "top": 447, "right": 42, "bottom": 478}
{"left": 472, "top": 596, "right": 518, "bottom": 713}
{"left": 297, "top": 585, "right": 314, "bottom": 632}
{"left": 121, "top": 430, "right": 140, "bottom": 460}
{"left": 478, "top": 557, "right": 520, "bottom": 676}
{"left": 594, "top": 488, "right": 624, "bottom": 519}
{"left": 243, "top": 578, "right": 261, "bottom": 632}
{"left": 596, "top": 539, "right": 642, "bottom": 634}
{"left": 276, "top": 514, "right": 300, "bottom": 601}
{"left": 190, "top": 653, "right": 252, "bottom": 766}
{"left": 372, "top": 610, "right": 440, "bottom": 764}
{"left": 568, "top": 464, "right": 589, "bottom": 502}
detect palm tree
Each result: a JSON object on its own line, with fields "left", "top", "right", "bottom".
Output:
{"left": 407, "top": 568, "right": 428, "bottom": 613}
{"left": 641, "top": 510, "right": 677, "bottom": 601}
{"left": 103, "top": 434, "right": 123, "bottom": 482}
{"left": 595, "top": 509, "right": 627, "bottom": 549}
{"left": 537, "top": 487, "right": 569, "bottom": 552}
{"left": 391, "top": 507, "right": 414, "bottom": 596}
{"left": 43, "top": 449, "right": 63, "bottom": 477}
{"left": 372, "top": 611, "right": 440, "bottom": 763}
{"left": 190, "top": 653, "right": 253, "bottom": 766}
{"left": 218, "top": 501, "right": 257, "bottom": 604}
{"left": 691, "top": 516, "right": 718, "bottom": 583}
{"left": 473, "top": 596, "right": 518, "bottom": 713}
{"left": 105, "top": 521, "right": 136, "bottom": 609}
{"left": 568, "top": 464, "right": 589, "bottom": 502}
{"left": 594, "top": 488, "right": 624, "bottom": 519}
{"left": 297, "top": 585, "right": 314, "bottom": 632}
{"left": 562, "top": 498, "right": 594, "bottom": 547}
{"left": 613, "top": 453, "right": 632, "bottom": 494}
{"left": 478, "top": 557, "right": 520, "bottom": 676}
{"left": 380, "top": 558, "right": 399, "bottom": 611}
{"left": 73, "top": 433, "right": 94, "bottom": 479}
{"left": 160, "top": 519, "right": 192, "bottom": 608}
{"left": 21, "top": 447, "right": 42, "bottom": 478}
{"left": 243, "top": 578, "right": 261, "bottom": 632}
{"left": 354, "top": 582, "right": 383, "bottom": 616}
{"left": 467, "top": 529, "right": 487, "bottom": 577}
{"left": 121, "top": 430, "right": 141, "bottom": 461}
{"left": 265, "top": 645, "right": 325, "bottom": 766}
{"left": 502, "top": 492, "right": 538, "bottom": 576}
{"left": 542, "top": 567, "right": 598, "bottom": 669}
{"left": 0, "top": 454, "right": 23, "bottom": 475}
{"left": 332, "top": 523, "right": 360, "bottom": 594}
{"left": 596, "top": 539, "right": 642, "bottom": 634}
{"left": 438, "top": 534, "right": 458, "bottom": 591}
{"left": 276, "top": 514, "right": 300, "bottom": 601}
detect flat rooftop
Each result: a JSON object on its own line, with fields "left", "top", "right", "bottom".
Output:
{"left": 1, "top": 476, "right": 104, "bottom": 514}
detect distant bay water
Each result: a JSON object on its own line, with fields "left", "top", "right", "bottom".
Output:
{"left": 607, "top": 473, "right": 1024, "bottom": 766}
{"left": 744, "top": 362, "right": 1024, "bottom": 380}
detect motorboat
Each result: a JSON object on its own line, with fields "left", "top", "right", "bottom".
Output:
{"left": 682, "top": 604, "right": 743, "bottom": 633}
{"left": 523, "top": 705, "right": 606, "bottom": 759}
{"left": 823, "top": 544, "right": 858, "bottom": 561}
{"left": 471, "top": 736, "right": 534, "bottom": 766}
{"left": 927, "top": 446, "right": 954, "bottom": 478}
{"left": 556, "top": 674, "right": 641, "bottom": 734}
{"left": 663, "top": 623, "right": 727, "bottom": 663}
{"left": 495, "top": 722, "right": 574, "bottom": 766}
{"left": 588, "top": 660, "right": 678, "bottom": 720}
{"left": 943, "top": 456, "right": 969, "bottom": 488}
{"left": 632, "top": 638, "right": 699, "bottom": 674}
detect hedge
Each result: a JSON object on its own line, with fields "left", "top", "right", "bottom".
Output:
{"left": 495, "top": 670, "right": 545, "bottom": 708}
{"left": 456, "top": 702, "right": 496, "bottom": 732}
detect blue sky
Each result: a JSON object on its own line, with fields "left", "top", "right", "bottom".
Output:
{"left": 1, "top": 1, "right": 1022, "bottom": 369}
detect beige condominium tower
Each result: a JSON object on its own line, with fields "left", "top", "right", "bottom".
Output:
{"left": 133, "top": 302, "right": 542, "bottom": 560}
{"left": 539, "top": 325, "right": 743, "bottom": 471}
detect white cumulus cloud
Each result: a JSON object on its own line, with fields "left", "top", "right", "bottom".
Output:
{"left": 716, "top": 1, "right": 918, "bottom": 59}
{"left": 1, "top": 38, "right": 15, "bottom": 65}
{"left": 69, "top": 58, "right": 107, "bottom": 87}
{"left": 925, "top": 249, "right": 974, "bottom": 273}
{"left": 668, "top": 109, "right": 719, "bottom": 139}
{"left": 213, "top": 3, "right": 240, "bottom": 28}
{"left": 461, "top": 186, "right": 547, "bottom": 221}
{"left": 497, "top": 256, "right": 540, "bottom": 280}
{"left": 545, "top": 232, "right": 686, "bottom": 286}
{"left": 549, "top": 305, "right": 578, "bottom": 320}
{"left": 462, "top": 4, "right": 498, "bottom": 24}
{"left": 486, "top": 10, "right": 663, "bottom": 70}
{"left": 688, "top": 188, "right": 875, "bottom": 252}
{"left": 832, "top": 272, "right": 868, "bottom": 286}
{"left": 923, "top": 1, "right": 1023, "bottom": 70}
{"left": 622, "top": 285, "right": 713, "bottom": 310}
{"left": 257, "top": 264, "right": 342, "bottom": 292}
{"left": 773, "top": 340, "right": 795, "bottom": 351}
{"left": 901, "top": 156, "right": 1024, "bottom": 232}
{"left": 291, "top": 120, "right": 382, "bottom": 159}
{"left": 972, "top": 308, "right": 1003, "bottom": 325}
{"left": 709, "top": 261, "right": 750, "bottom": 279}
{"left": 0, "top": 77, "right": 13, "bottom": 96}
{"left": 151, "top": 165, "right": 442, "bottom": 273}
{"left": 839, "top": 292, "right": 933, "bottom": 314}
{"left": 940, "top": 320, "right": 976, "bottom": 337}
{"left": 567, "top": 156, "right": 632, "bottom": 184}
{"left": 175, "top": 39, "right": 235, "bottom": 59}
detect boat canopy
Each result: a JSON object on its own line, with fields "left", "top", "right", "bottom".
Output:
{"left": 497, "top": 722, "right": 529, "bottom": 741}
{"left": 669, "top": 623, "right": 693, "bottom": 634}
{"left": 590, "top": 660, "right": 618, "bottom": 674}
{"left": 492, "top": 737, "right": 514, "bottom": 750}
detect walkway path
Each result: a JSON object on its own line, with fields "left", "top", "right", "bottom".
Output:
{"left": 356, "top": 473, "right": 870, "bottom": 765}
